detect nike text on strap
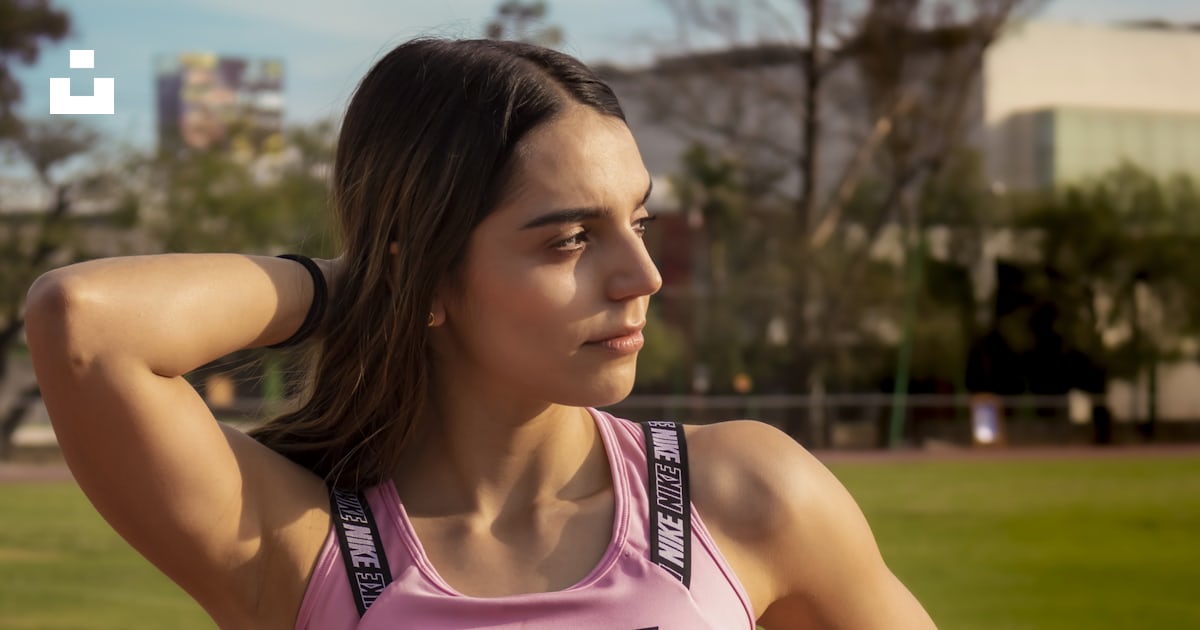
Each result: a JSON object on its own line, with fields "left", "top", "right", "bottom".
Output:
{"left": 641, "top": 420, "right": 692, "bottom": 588}
{"left": 330, "top": 488, "right": 393, "bottom": 617}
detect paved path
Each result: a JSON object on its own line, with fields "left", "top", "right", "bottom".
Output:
{"left": 0, "top": 462, "right": 74, "bottom": 483}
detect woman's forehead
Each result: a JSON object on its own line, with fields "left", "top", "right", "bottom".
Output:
{"left": 502, "top": 108, "right": 648, "bottom": 214}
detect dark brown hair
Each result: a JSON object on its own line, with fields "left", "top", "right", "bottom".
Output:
{"left": 249, "top": 38, "right": 626, "bottom": 489}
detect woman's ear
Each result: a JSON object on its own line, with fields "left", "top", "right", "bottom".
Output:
{"left": 429, "top": 274, "right": 453, "bottom": 328}
{"left": 391, "top": 241, "right": 445, "bottom": 326}
{"left": 428, "top": 298, "right": 445, "bottom": 327}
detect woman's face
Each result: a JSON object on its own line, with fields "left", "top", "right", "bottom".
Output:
{"left": 434, "top": 104, "right": 662, "bottom": 408}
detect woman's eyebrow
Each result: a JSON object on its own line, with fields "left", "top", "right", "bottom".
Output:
{"left": 521, "top": 207, "right": 610, "bottom": 230}
{"left": 520, "top": 179, "right": 653, "bottom": 230}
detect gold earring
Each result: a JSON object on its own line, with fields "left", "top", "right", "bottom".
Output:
{"left": 427, "top": 312, "right": 435, "bottom": 327}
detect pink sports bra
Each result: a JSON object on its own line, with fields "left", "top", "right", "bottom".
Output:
{"left": 294, "top": 408, "right": 756, "bottom": 629}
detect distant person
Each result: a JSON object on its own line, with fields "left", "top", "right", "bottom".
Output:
{"left": 26, "top": 38, "right": 935, "bottom": 629}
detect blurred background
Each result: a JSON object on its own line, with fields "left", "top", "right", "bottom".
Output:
{"left": 8, "top": 0, "right": 1200, "bottom": 450}
{"left": 2, "top": 1, "right": 1199, "bottom": 628}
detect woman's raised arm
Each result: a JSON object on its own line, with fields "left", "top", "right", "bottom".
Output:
{"left": 24, "top": 253, "right": 334, "bottom": 628}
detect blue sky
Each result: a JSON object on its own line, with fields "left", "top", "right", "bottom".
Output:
{"left": 11, "top": 0, "right": 1200, "bottom": 151}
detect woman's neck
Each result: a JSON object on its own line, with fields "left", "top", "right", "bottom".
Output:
{"left": 392, "top": 395, "right": 609, "bottom": 522}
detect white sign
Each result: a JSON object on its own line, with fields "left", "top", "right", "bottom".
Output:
{"left": 49, "top": 49, "right": 115, "bottom": 115}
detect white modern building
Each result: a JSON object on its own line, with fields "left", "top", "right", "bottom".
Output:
{"left": 984, "top": 20, "right": 1200, "bottom": 190}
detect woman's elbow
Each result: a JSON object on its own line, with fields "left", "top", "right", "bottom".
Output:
{"left": 25, "top": 271, "right": 105, "bottom": 372}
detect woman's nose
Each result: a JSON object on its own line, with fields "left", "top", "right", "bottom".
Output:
{"left": 607, "top": 235, "right": 662, "bottom": 302}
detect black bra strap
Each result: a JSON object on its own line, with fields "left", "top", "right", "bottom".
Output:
{"left": 330, "top": 488, "right": 393, "bottom": 616}
{"left": 641, "top": 420, "right": 692, "bottom": 588}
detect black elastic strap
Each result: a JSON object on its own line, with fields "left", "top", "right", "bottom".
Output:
{"left": 268, "top": 254, "right": 327, "bottom": 349}
{"left": 329, "top": 488, "right": 392, "bottom": 616}
{"left": 641, "top": 420, "right": 692, "bottom": 588}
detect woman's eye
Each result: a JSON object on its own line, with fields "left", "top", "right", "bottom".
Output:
{"left": 633, "top": 214, "right": 658, "bottom": 237}
{"left": 555, "top": 230, "right": 589, "bottom": 251}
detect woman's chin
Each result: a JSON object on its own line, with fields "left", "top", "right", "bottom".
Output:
{"left": 556, "top": 369, "right": 637, "bottom": 408}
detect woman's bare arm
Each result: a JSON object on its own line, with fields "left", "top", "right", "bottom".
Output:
{"left": 25, "top": 253, "right": 334, "bottom": 628}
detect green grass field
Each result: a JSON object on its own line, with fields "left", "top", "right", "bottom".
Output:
{"left": 1, "top": 454, "right": 1197, "bottom": 629}
{"left": 846, "top": 455, "right": 1200, "bottom": 629}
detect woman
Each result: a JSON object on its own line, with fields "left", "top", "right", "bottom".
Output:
{"left": 26, "top": 38, "right": 935, "bottom": 629}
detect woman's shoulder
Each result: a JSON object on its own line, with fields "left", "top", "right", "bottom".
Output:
{"left": 606, "top": 412, "right": 846, "bottom": 540}
{"left": 687, "top": 420, "right": 936, "bottom": 627}
{"left": 683, "top": 420, "right": 823, "bottom": 543}
{"left": 685, "top": 420, "right": 872, "bottom": 592}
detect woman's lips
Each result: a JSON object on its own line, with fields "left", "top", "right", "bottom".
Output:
{"left": 586, "top": 330, "right": 645, "bottom": 354}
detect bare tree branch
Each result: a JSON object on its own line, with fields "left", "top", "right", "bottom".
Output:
{"left": 809, "top": 90, "right": 916, "bottom": 248}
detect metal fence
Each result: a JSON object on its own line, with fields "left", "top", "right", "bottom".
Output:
{"left": 605, "top": 393, "right": 1198, "bottom": 449}
{"left": 17, "top": 391, "right": 1199, "bottom": 451}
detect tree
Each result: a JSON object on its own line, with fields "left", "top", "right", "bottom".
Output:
{"left": 484, "top": 0, "right": 563, "bottom": 48}
{"left": 905, "top": 150, "right": 996, "bottom": 390}
{"left": 0, "top": 0, "right": 70, "bottom": 139}
{"left": 0, "top": 0, "right": 79, "bottom": 458}
{"left": 137, "top": 145, "right": 334, "bottom": 255}
{"left": 632, "top": 0, "right": 1040, "bottom": 435}
{"left": 0, "top": 118, "right": 133, "bottom": 458}
{"left": 984, "top": 166, "right": 1200, "bottom": 438}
